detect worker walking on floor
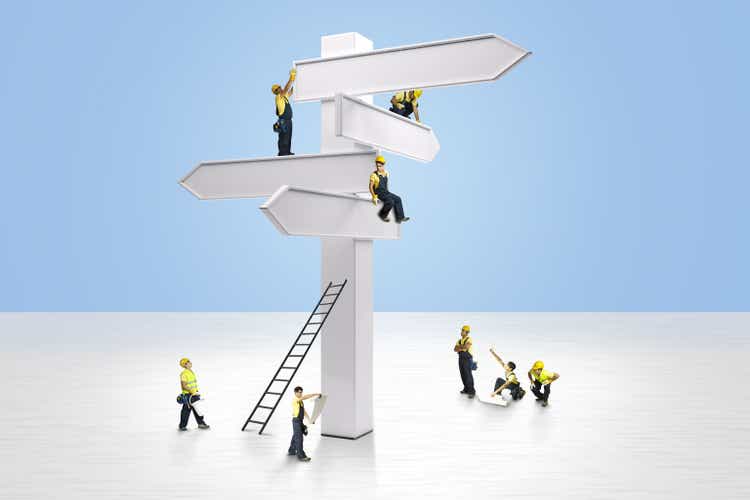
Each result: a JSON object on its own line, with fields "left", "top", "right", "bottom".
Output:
{"left": 178, "top": 358, "right": 210, "bottom": 431}
{"left": 369, "top": 155, "right": 410, "bottom": 223}
{"left": 454, "top": 325, "right": 476, "bottom": 398}
{"left": 528, "top": 360, "right": 560, "bottom": 407}
{"left": 272, "top": 68, "right": 296, "bottom": 156}
{"left": 389, "top": 89, "right": 423, "bottom": 122}
{"left": 489, "top": 347, "right": 525, "bottom": 402}
{"left": 288, "top": 386, "right": 320, "bottom": 462}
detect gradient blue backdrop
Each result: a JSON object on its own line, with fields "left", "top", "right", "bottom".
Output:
{"left": 1, "top": 1, "right": 748, "bottom": 311}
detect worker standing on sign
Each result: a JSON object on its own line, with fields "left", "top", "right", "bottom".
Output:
{"left": 453, "top": 325, "right": 476, "bottom": 398}
{"left": 178, "top": 358, "right": 210, "bottom": 431}
{"left": 528, "top": 360, "right": 560, "bottom": 407}
{"left": 272, "top": 68, "right": 296, "bottom": 156}
{"left": 489, "top": 347, "right": 525, "bottom": 402}
{"left": 389, "top": 89, "right": 422, "bottom": 122}
{"left": 288, "top": 386, "right": 321, "bottom": 462}
{"left": 369, "top": 155, "right": 410, "bottom": 224}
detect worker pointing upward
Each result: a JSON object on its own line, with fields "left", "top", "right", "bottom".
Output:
{"left": 389, "top": 89, "right": 422, "bottom": 122}
{"left": 369, "top": 155, "right": 410, "bottom": 224}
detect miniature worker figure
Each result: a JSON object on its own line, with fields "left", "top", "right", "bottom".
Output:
{"left": 272, "top": 68, "right": 296, "bottom": 156}
{"left": 178, "top": 358, "right": 210, "bottom": 431}
{"left": 288, "top": 386, "right": 321, "bottom": 462}
{"left": 389, "top": 89, "right": 423, "bottom": 122}
{"left": 528, "top": 360, "right": 560, "bottom": 407}
{"left": 453, "top": 325, "right": 476, "bottom": 398}
{"left": 369, "top": 155, "right": 410, "bottom": 223}
{"left": 489, "top": 348, "right": 525, "bottom": 402}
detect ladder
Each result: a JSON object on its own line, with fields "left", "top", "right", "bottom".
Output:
{"left": 242, "top": 280, "right": 347, "bottom": 434}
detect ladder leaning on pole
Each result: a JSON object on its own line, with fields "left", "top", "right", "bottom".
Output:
{"left": 242, "top": 280, "right": 348, "bottom": 434}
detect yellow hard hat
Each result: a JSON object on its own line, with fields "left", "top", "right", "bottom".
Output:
{"left": 413, "top": 89, "right": 423, "bottom": 99}
{"left": 532, "top": 360, "right": 544, "bottom": 370}
{"left": 179, "top": 358, "right": 190, "bottom": 367}
{"left": 461, "top": 325, "right": 470, "bottom": 332}
{"left": 271, "top": 84, "right": 281, "bottom": 93}
{"left": 375, "top": 155, "right": 386, "bottom": 165}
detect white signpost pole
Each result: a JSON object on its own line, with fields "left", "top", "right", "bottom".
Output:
{"left": 318, "top": 32, "right": 377, "bottom": 439}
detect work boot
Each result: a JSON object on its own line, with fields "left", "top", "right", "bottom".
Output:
{"left": 178, "top": 427, "right": 188, "bottom": 431}
{"left": 541, "top": 400, "right": 549, "bottom": 407}
{"left": 299, "top": 456, "right": 311, "bottom": 462}
{"left": 378, "top": 215, "right": 390, "bottom": 222}
{"left": 468, "top": 393, "right": 475, "bottom": 399}
{"left": 460, "top": 390, "right": 467, "bottom": 394}
{"left": 198, "top": 423, "right": 210, "bottom": 429}
{"left": 396, "top": 217, "right": 410, "bottom": 224}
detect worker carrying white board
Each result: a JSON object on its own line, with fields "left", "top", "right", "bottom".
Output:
{"left": 489, "top": 347, "right": 526, "bottom": 403}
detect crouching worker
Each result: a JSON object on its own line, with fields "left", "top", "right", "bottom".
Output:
{"left": 389, "top": 89, "right": 422, "bottom": 122}
{"left": 489, "top": 347, "right": 525, "bottom": 402}
{"left": 369, "top": 155, "right": 410, "bottom": 223}
{"left": 528, "top": 360, "right": 560, "bottom": 407}
{"left": 289, "top": 386, "right": 321, "bottom": 462}
{"left": 178, "top": 358, "right": 210, "bottom": 431}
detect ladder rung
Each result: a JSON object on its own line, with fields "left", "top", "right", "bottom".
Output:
{"left": 329, "top": 284, "right": 343, "bottom": 288}
{"left": 308, "top": 322, "right": 323, "bottom": 325}
{"left": 275, "top": 378, "right": 291, "bottom": 382}
{"left": 323, "top": 293, "right": 338, "bottom": 297}
{"left": 266, "top": 391, "right": 283, "bottom": 395}
{"left": 247, "top": 419, "right": 266, "bottom": 425}
{"left": 312, "top": 312, "right": 326, "bottom": 315}
{"left": 299, "top": 332, "right": 316, "bottom": 335}
{"left": 295, "top": 343, "right": 312, "bottom": 346}
{"left": 258, "top": 405, "right": 274, "bottom": 410}
{"left": 288, "top": 355, "right": 304, "bottom": 357}
{"left": 280, "top": 366, "right": 296, "bottom": 370}
{"left": 319, "top": 302, "right": 334, "bottom": 305}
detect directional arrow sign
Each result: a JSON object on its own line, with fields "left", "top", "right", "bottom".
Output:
{"left": 180, "top": 151, "right": 376, "bottom": 200}
{"left": 335, "top": 94, "right": 440, "bottom": 162}
{"left": 261, "top": 186, "right": 400, "bottom": 240}
{"left": 293, "top": 33, "right": 530, "bottom": 102}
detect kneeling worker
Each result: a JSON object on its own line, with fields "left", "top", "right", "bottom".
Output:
{"left": 288, "top": 386, "right": 321, "bottom": 462}
{"left": 528, "top": 360, "right": 560, "bottom": 407}
{"left": 389, "top": 89, "right": 422, "bottom": 122}
{"left": 178, "top": 358, "right": 210, "bottom": 430}
{"left": 369, "top": 155, "right": 410, "bottom": 223}
{"left": 489, "top": 347, "right": 525, "bottom": 402}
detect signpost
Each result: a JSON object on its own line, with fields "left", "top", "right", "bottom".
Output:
{"left": 335, "top": 94, "right": 440, "bottom": 162}
{"left": 181, "top": 31, "right": 530, "bottom": 439}
{"left": 293, "top": 33, "right": 530, "bottom": 102}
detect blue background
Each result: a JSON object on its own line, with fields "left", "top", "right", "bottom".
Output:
{"left": 1, "top": 1, "right": 748, "bottom": 311}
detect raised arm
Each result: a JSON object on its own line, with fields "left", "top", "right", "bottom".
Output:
{"left": 489, "top": 348, "right": 506, "bottom": 369}
{"left": 413, "top": 105, "right": 420, "bottom": 123}
{"left": 282, "top": 68, "right": 296, "bottom": 94}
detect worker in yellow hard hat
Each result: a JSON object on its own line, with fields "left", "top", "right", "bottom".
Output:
{"left": 453, "top": 325, "right": 476, "bottom": 398}
{"left": 369, "top": 155, "right": 410, "bottom": 223}
{"left": 389, "top": 89, "right": 422, "bottom": 122}
{"left": 272, "top": 68, "right": 296, "bottom": 156}
{"left": 527, "top": 360, "right": 560, "bottom": 407}
{"left": 178, "top": 358, "right": 210, "bottom": 430}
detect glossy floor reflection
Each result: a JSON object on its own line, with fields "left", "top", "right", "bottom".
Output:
{"left": 2, "top": 313, "right": 749, "bottom": 499}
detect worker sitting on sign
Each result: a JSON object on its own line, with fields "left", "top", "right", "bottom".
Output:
{"left": 178, "top": 358, "right": 210, "bottom": 431}
{"left": 369, "top": 155, "right": 410, "bottom": 223}
{"left": 489, "top": 347, "right": 525, "bottom": 402}
{"left": 288, "top": 386, "right": 321, "bottom": 462}
{"left": 389, "top": 89, "right": 422, "bottom": 122}
{"left": 528, "top": 360, "right": 560, "bottom": 407}
{"left": 272, "top": 68, "right": 296, "bottom": 156}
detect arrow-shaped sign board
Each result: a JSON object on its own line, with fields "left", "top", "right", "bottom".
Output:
{"left": 261, "top": 186, "right": 401, "bottom": 240}
{"left": 335, "top": 94, "right": 440, "bottom": 163}
{"left": 293, "top": 33, "right": 530, "bottom": 102}
{"left": 180, "top": 151, "right": 377, "bottom": 200}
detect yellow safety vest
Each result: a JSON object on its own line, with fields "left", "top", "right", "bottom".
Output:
{"left": 292, "top": 397, "right": 304, "bottom": 418}
{"left": 532, "top": 369, "right": 554, "bottom": 384}
{"left": 456, "top": 335, "right": 473, "bottom": 355}
{"left": 180, "top": 369, "right": 199, "bottom": 395}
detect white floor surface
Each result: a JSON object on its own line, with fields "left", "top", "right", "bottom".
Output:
{"left": 1, "top": 313, "right": 749, "bottom": 499}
